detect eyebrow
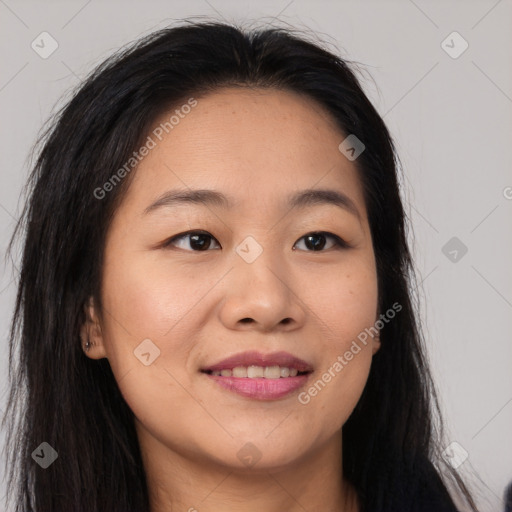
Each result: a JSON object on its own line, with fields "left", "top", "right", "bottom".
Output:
{"left": 143, "top": 188, "right": 361, "bottom": 221}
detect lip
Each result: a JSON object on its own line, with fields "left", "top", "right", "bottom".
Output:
{"left": 201, "top": 350, "right": 314, "bottom": 373}
{"left": 205, "top": 373, "right": 310, "bottom": 400}
{"left": 200, "top": 350, "right": 313, "bottom": 401}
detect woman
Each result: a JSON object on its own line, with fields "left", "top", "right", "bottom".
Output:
{"left": 2, "top": 19, "right": 480, "bottom": 512}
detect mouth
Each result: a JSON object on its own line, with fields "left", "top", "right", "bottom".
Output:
{"left": 200, "top": 350, "right": 313, "bottom": 400}
{"left": 201, "top": 367, "right": 310, "bottom": 378}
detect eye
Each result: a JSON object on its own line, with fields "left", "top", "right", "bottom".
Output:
{"left": 163, "top": 230, "right": 220, "bottom": 251}
{"left": 162, "top": 230, "right": 349, "bottom": 252}
{"left": 293, "top": 231, "right": 349, "bottom": 252}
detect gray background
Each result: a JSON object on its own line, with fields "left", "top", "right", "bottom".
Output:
{"left": 1, "top": 1, "right": 511, "bottom": 511}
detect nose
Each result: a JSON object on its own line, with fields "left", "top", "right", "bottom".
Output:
{"left": 218, "top": 248, "right": 306, "bottom": 333}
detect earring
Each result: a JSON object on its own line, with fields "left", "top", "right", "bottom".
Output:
{"left": 84, "top": 339, "right": 92, "bottom": 352}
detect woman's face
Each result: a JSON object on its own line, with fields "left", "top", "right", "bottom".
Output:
{"left": 85, "top": 87, "right": 380, "bottom": 472}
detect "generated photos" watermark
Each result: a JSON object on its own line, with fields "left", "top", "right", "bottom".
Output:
{"left": 298, "top": 302, "right": 402, "bottom": 404}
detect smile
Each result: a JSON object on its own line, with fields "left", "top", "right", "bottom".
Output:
{"left": 203, "top": 365, "right": 304, "bottom": 378}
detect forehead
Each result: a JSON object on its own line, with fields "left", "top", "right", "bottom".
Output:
{"left": 118, "top": 87, "right": 367, "bottom": 221}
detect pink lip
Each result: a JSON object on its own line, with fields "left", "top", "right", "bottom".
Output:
{"left": 201, "top": 350, "right": 313, "bottom": 372}
{"left": 205, "top": 373, "right": 310, "bottom": 400}
{"left": 200, "top": 350, "right": 313, "bottom": 401}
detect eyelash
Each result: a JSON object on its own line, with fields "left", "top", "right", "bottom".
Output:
{"left": 162, "top": 230, "right": 350, "bottom": 252}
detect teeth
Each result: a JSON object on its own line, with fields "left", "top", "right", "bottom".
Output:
{"left": 233, "top": 366, "right": 247, "bottom": 377}
{"left": 263, "top": 366, "right": 281, "bottom": 379}
{"left": 247, "top": 366, "right": 264, "bottom": 378}
{"left": 232, "top": 366, "right": 247, "bottom": 378}
{"left": 209, "top": 365, "right": 304, "bottom": 378}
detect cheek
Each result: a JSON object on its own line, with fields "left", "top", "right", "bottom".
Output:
{"left": 99, "top": 252, "right": 210, "bottom": 442}
{"left": 102, "top": 256, "right": 184, "bottom": 335}
{"left": 99, "top": 247, "right": 230, "bottom": 409}
{"left": 100, "top": 248, "right": 213, "bottom": 357}
{"left": 297, "top": 259, "right": 378, "bottom": 419}
{"left": 309, "top": 256, "right": 379, "bottom": 343}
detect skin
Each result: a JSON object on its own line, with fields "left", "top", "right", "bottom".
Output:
{"left": 82, "top": 87, "right": 381, "bottom": 512}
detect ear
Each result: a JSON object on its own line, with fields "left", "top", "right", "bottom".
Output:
{"left": 80, "top": 296, "right": 108, "bottom": 360}
{"left": 372, "top": 307, "right": 382, "bottom": 355}
{"left": 371, "top": 333, "right": 381, "bottom": 355}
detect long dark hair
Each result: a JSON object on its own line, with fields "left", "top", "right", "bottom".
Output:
{"left": 2, "top": 18, "right": 480, "bottom": 512}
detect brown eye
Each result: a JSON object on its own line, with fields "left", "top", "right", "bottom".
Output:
{"left": 293, "top": 232, "right": 349, "bottom": 252}
{"left": 163, "top": 231, "right": 221, "bottom": 251}
{"left": 163, "top": 230, "right": 349, "bottom": 252}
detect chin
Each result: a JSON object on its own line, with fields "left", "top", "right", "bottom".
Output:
{"left": 206, "top": 434, "right": 314, "bottom": 473}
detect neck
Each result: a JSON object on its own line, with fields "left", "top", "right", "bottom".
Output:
{"left": 137, "top": 423, "right": 359, "bottom": 512}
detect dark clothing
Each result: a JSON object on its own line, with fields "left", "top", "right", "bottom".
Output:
{"left": 504, "top": 481, "right": 512, "bottom": 512}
